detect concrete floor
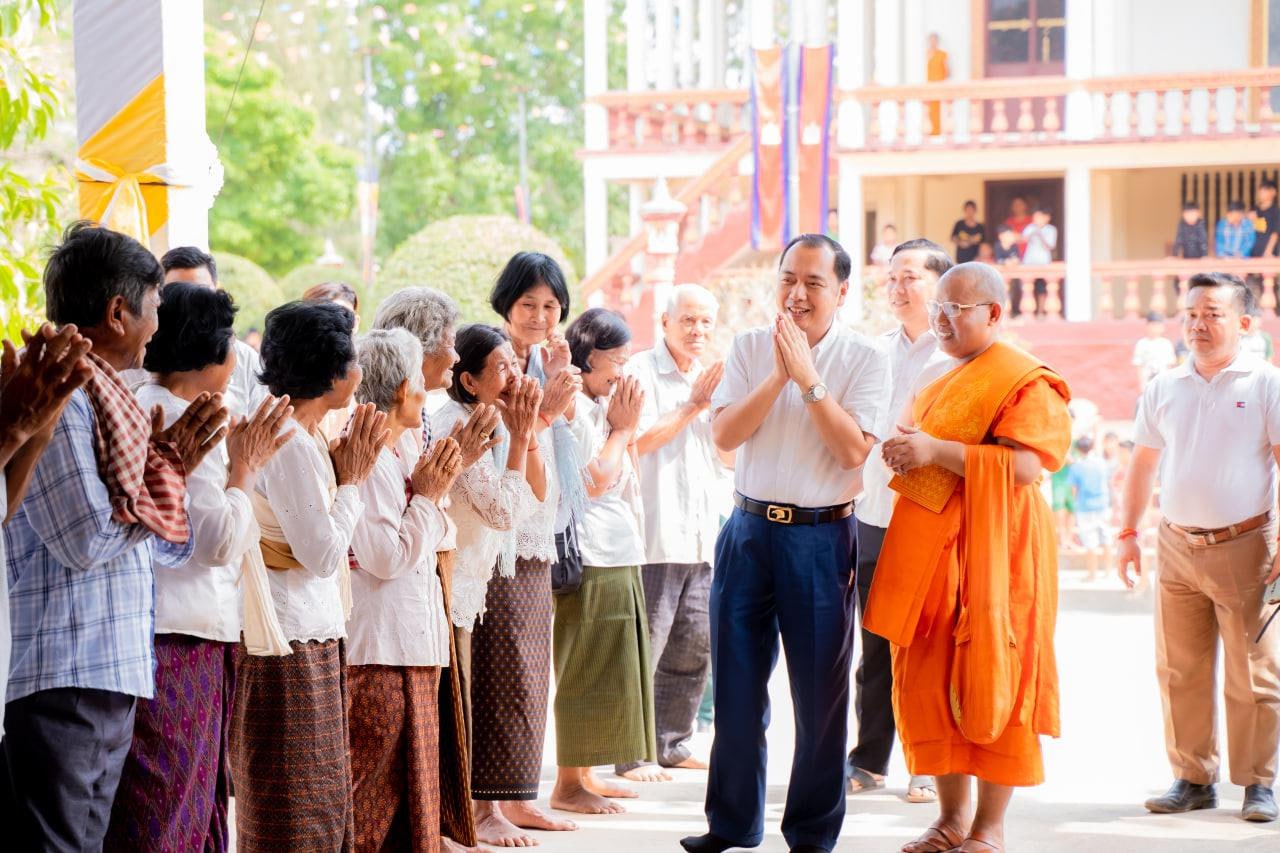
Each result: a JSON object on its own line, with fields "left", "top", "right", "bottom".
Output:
{"left": 513, "top": 573, "right": 1279, "bottom": 853}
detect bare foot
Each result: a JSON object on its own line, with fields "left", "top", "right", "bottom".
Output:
{"left": 618, "top": 764, "right": 673, "bottom": 782}
{"left": 442, "top": 837, "right": 487, "bottom": 853}
{"left": 901, "top": 821, "right": 968, "bottom": 853}
{"left": 669, "top": 756, "right": 710, "bottom": 770}
{"left": 474, "top": 806, "right": 538, "bottom": 848}
{"left": 500, "top": 800, "right": 577, "bottom": 832}
{"left": 583, "top": 769, "right": 639, "bottom": 799}
{"left": 549, "top": 782, "right": 627, "bottom": 815}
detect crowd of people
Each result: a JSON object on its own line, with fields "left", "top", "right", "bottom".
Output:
{"left": 0, "top": 220, "right": 1276, "bottom": 853}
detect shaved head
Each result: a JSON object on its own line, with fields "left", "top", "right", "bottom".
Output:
{"left": 939, "top": 262, "right": 1008, "bottom": 308}
{"left": 932, "top": 262, "right": 1007, "bottom": 360}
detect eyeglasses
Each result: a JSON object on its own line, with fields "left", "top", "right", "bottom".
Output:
{"left": 926, "top": 300, "right": 996, "bottom": 320}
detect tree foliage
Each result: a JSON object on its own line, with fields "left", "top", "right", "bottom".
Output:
{"left": 377, "top": 215, "right": 576, "bottom": 324}
{"left": 0, "top": 0, "right": 67, "bottom": 339}
{"left": 205, "top": 31, "right": 359, "bottom": 277}
{"left": 215, "top": 253, "right": 285, "bottom": 336}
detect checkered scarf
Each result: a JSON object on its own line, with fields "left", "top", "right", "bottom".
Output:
{"left": 84, "top": 353, "right": 189, "bottom": 543}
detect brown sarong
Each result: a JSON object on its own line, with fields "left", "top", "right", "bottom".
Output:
{"left": 435, "top": 550, "right": 477, "bottom": 847}
{"left": 229, "top": 638, "right": 354, "bottom": 852}
{"left": 471, "top": 557, "right": 553, "bottom": 800}
{"left": 349, "top": 665, "right": 442, "bottom": 853}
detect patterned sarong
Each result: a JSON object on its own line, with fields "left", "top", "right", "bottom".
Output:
{"left": 471, "top": 557, "right": 553, "bottom": 800}
{"left": 348, "top": 665, "right": 441, "bottom": 852}
{"left": 229, "top": 638, "right": 354, "bottom": 852}
{"left": 105, "top": 634, "right": 235, "bottom": 852}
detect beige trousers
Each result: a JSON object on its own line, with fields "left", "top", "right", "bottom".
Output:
{"left": 1155, "top": 518, "right": 1280, "bottom": 787}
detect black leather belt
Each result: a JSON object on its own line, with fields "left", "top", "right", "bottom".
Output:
{"left": 734, "top": 492, "right": 853, "bottom": 526}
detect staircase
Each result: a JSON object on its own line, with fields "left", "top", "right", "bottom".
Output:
{"left": 581, "top": 136, "right": 753, "bottom": 349}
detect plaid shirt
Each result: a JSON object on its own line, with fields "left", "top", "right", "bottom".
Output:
{"left": 4, "top": 390, "right": 192, "bottom": 703}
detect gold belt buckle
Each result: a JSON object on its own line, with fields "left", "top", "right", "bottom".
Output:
{"left": 766, "top": 504, "right": 794, "bottom": 524}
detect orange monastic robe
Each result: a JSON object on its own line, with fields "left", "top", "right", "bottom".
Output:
{"left": 863, "top": 342, "right": 1071, "bottom": 787}
{"left": 926, "top": 48, "right": 949, "bottom": 135}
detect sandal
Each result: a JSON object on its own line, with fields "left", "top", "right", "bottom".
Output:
{"left": 958, "top": 836, "right": 1002, "bottom": 853}
{"left": 847, "top": 766, "right": 886, "bottom": 794}
{"left": 901, "top": 823, "right": 966, "bottom": 853}
{"left": 907, "top": 774, "right": 938, "bottom": 803}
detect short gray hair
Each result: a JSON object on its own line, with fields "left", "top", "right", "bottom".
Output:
{"left": 665, "top": 283, "right": 719, "bottom": 316}
{"left": 372, "top": 287, "right": 459, "bottom": 356}
{"left": 355, "top": 328, "right": 424, "bottom": 412}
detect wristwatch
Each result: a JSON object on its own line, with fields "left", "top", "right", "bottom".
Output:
{"left": 802, "top": 382, "right": 827, "bottom": 403}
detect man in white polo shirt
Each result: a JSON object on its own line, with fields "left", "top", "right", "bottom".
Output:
{"left": 621, "top": 283, "right": 725, "bottom": 777}
{"left": 1119, "top": 271, "right": 1280, "bottom": 823}
{"left": 682, "top": 234, "right": 890, "bottom": 853}
{"left": 847, "top": 239, "right": 955, "bottom": 805}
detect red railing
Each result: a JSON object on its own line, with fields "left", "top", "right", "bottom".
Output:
{"left": 581, "top": 135, "right": 751, "bottom": 300}
{"left": 590, "top": 89, "right": 750, "bottom": 151}
{"left": 839, "top": 68, "right": 1280, "bottom": 151}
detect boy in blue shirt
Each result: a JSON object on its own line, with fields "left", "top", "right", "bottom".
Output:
{"left": 1068, "top": 435, "right": 1112, "bottom": 582}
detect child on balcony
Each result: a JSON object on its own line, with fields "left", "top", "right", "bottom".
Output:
{"left": 1172, "top": 201, "right": 1208, "bottom": 259}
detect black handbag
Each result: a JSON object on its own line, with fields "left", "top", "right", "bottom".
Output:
{"left": 551, "top": 524, "right": 584, "bottom": 595}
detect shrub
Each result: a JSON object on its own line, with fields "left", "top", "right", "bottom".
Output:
{"left": 215, "top": 252, "right": 286, "bottom": 335}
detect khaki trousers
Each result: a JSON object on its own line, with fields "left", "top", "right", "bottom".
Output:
{"left": 1155, "top": 518, "right": 1280, "bottom": 787}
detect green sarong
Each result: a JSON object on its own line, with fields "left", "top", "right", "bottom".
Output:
{"left": 552, "top": 565, "right": 657, "bottom": 767}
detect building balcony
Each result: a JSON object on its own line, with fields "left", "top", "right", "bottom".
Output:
{"left": 585, "top": 68, "right": 1280, "bottom": 161}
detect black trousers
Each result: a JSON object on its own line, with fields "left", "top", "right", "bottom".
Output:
{"left": 848, "top": 520, "right": 897, "bottom": 776}
{"left": 1, "top": 687, "right": 137, "bottom": 853}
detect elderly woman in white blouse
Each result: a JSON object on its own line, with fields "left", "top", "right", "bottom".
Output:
{"left": 346, "top": 328, "right": 463, "bottom": 852}
{"left": 228, "top": 300, "right": 387, "bottom": 853}
{"left": 433, "top": 325, "right": 543, "bottom": 735}
{"left": 106, "top": 284, "right": 292, "bottom": 851}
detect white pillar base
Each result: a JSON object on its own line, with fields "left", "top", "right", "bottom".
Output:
{"left": 1064, "top": 164, "right": 1093, "bottom": 321}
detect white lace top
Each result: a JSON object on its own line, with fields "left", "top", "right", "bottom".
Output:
{"left": 515, "top": 424, "right": 558, "bottom": 563}
{"left": 434, "top": 400, "right": 536, "bottom": 630}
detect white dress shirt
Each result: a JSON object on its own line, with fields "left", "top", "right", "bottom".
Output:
{"left": 348, "top": 443, "right": 451, "bottom": 667}
{"left": 136, "top": 385, "right": 256, "bottom": 641}
{"left": 627, "top": 339, "right": 721, "bottom": 565}
{"left": 228, "top": 338, "right": 268, "bottom": 418}
{"left": 1134, "top": 352, "right": 1280, "bottom": 528}
{"left": 257, "top": 419, "right": 365, "bottom": 643}
{"left": 711, "top": 322, "right": 891, "bottom": 508}
{"left": 571, "top": 392, "right": 646, "bottom": 568}
{"left": 856, "top": 327, "right": 956, "bottom": 528}
{"left": 434, "top": 400, "right": 535, "bottom": 630}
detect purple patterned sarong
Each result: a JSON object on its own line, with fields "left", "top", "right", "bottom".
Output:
{"left": 105, "top": 633, "right": 236, "bottom": 852}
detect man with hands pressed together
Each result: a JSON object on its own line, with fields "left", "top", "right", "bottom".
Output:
{"left": 682, "top": 234, "right": 890, "bottom": 853}
{"left": 1117, "top": 272, "right": 1280, "bottom": 823}
{"left": 865, "top": 263, "right": 1071, "bottom": 853}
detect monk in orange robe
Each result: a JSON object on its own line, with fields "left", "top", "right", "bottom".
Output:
{"left": 865, "top": 262, "right": 1072, "bottom": 853}
{"left": 926, "top": 33, "right": 950, "bottom": 136}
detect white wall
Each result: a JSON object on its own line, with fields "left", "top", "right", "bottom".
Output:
{"left": 1098, "top": 0, "right": 1251, "bottom": 75}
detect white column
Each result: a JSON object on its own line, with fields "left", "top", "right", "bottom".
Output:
{"left": 901, "top": 0, "right": 925, "bottom": 143}
{"left": 872, "top": 0, "right": 901, "bottom": 144}
{"left": 626, "top": 0, "right": 648, "bottom": 90}
{"left": 802, "top": 0, "right": 828, "bottom": 46}
{"left": 74, "top": 0, "right": 219, "bottom": 251}
{"left": 711, "top": 0, "right": 727, "bottom": 87}
{"left": 698, "top": 0, "right": 716, "bottom": 87}
{"left": 837, "top": 0, "right": 867, "bottom": 149}
{"left": 1064, "top": 0, "right": 1095, "bottom": 140}
{"left": 838, "top": 168, "right": 865, "bottom": 323}
{"left": 677, "top": 0, "right": 695, "bottom": 88}
{"left": 1064, "top": 164, "right": 1092, "bottom": 321}
{"left": 584, "top": 0, "right": 608, "bottom": 150}
{"left": 630, "top": 183, "right": 646, "bottom": 235}
{"left": 655, "top": 0, "right": 676, "bottom": 90}
{"left": 750, "top": 0, "right": 774, "bottom": 50}
{"left": 584, "top": 162, "right": 609, "bottom": 276}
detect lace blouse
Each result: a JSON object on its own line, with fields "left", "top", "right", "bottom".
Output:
{"left": 434, "top": 400, "right": 536, "bottom": 629}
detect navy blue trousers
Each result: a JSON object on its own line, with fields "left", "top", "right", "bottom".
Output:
{"left": 705, "top": 506, "right": 857, "bottom": 850}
